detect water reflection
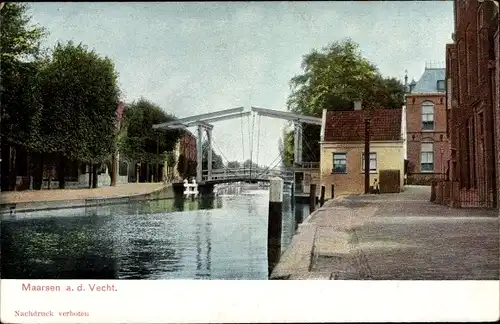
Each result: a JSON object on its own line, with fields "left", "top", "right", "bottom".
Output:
{"left": 173, "top": 197, "right": 185, "bottom": 211}
{"left": 1, "top": 188, "right": 308, "bottom": 280}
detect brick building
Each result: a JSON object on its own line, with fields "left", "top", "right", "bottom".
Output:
{"left": 320, "top": 104, "right": 405, "bottom": 197}
{"left": 170, "top": 130, "right": 197, "bottom": 181}
{"left": 406, "top": 67, "right": 450, "bottom": 185}
{"left": 439, "top": 0, "right": 499, "bottom": 208}
{"left": 178, "top": 131, "right": 197, "bottom": 162}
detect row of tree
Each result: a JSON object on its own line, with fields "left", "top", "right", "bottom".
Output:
{"left": 0, "top": 3, "right": 186, "bottom": 190}
{"left": 282, "top": 39, "right": 407, "bottom": 166}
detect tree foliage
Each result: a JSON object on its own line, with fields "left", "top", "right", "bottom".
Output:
{"left": 163, "top": 151, "right": 177, "bottom": 182}
{"left": 242, "top": 159, "right": 260, "bottom": 170}
{"left": 0, "top": 3, "right": 47, "bottom": 150}
{"left": 177, "top": 154, "right": 197, "bottom": 180}
{"left": 284, "top": 38, "right": 406, "bottom": 165}
{"left": 226, "top": 161, "right": 241, "bottom": 169}
{"left": 0, "top": 3, "right": 47, "bottom": 63}
{"left": 36, "top": 42, "right": 121, "bottom": 163}
{"left": 120, "top": 98, "right": 182, "bottom": 164}
{"left": 280, "top": 132, "right": 294, "bottom": 168}
{"left": 202, "top": 140, "right": 224, "bottom": 170}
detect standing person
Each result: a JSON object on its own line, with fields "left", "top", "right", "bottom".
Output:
{"left": 373, "top": 178, "right": 380, "bottom": 194}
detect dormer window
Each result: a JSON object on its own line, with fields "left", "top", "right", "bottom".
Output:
{"left": 436, "top": 80, "right": 445, "bottom": 91}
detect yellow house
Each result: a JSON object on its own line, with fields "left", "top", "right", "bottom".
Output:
{"left": 319, "top": 105, "right": 405, "bottom": 198}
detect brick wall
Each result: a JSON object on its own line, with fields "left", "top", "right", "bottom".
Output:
{"left": 495, "top": 29, "right": 500, "bottom": 205}
{"left": 179, "top": 132, "right": 197, "bottom": 162}
{"left": 445, "top": 0, "right": 498, "bottom": 207}
{"left": 406, "top": 93, "right": 450, "bottom": 183}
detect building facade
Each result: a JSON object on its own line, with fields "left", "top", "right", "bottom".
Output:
{"left": 320, "top": 106, "right": 405, "bottom": 198}
{"left": 169, "top": 131, "right": 197, "bottom": 181}
{"left": 406, "top": 67, "right": 450, "bottom": 185}
{"left": 178, "top": 131, "right": 197, "bottom": 162}
{"left": 440, "top": 0, "right": 499, "bottom": 208}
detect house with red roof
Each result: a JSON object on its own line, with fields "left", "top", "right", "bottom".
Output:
{"left": 319, "top": 102, "right": 405, "bottom": 197}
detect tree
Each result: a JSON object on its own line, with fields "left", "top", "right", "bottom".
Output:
{"left": 120, "top": 98, "right": 181, "bottom": 164}
{"left": 279, "top": 133, "right": 293, "bottom": 168}
{"left": 120, "top": 98, "right": 182, "bottom": 183}
{"left": 201, "top": 140, "right": 224, "bottom": 170}
{"left": 0, "top": 3, "right": 48, "bottom": 190}
{"left": 243, "top": 159, "right": 260, "bottom": 170}
{"left": 37, "top": 41, "right": 121, "bottom": 188}
{"left": 284, "top": 38, "right": 405, "bottom": 166}
{"left": 226, "top": 161, "right": 241, "bottom": 169}
{"left": 186, "top": 159, "right": 197, "bottom": 179}
{"left": 164, "top": 151, "right": 176, "bottom": 182}
{"left": 177, "top": 154, "right": 188, "bottom": 179}
{"left": 0, "top": 3, "right": 47, "bottom": 63}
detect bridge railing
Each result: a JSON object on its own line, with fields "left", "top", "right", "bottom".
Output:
{"left": 202, "top": 168, "right": 294, "bottom": 182}
{"left": 299, "top": 162, "right": 320, "bottom": 169}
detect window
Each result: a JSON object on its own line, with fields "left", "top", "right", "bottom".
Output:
{"left": 421, "top": 142, "right": 434, "bottom": 172}
{"left": 333, "top": 153, "right": 347, "bottom": 173}
{"left": 421, "top": 102, "right": 435, "bottom": 131}
{"left": 436, "top": 80, "right": 445, "bottom": 91}
{"left": 361, "top": 153, "right": 377, "bottom": 172}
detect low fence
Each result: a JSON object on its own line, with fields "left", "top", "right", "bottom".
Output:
{"left": 299, "top": 162, "right": 320, "bottom": 169}
{"left": 407, "top": 173, "right": 445, "bottom": 186}
{"left": 431, "top": 180, "right": 496, "bottom": 208}
{"left": 202, "top": 168, "right": 294, "bottom": 182}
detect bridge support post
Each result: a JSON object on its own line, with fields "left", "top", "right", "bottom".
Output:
{"left": 268, "top": 177, "right": 283, "bottom": 277}
{"left": 196, "top": 125, "right": 203, "bottom": 183}
{"left": 320, "top": 185, "right": 325, "bottom": 207}
{"left": 207, "top": 128, "right": 213, "bottom": 181}
{"left": 309, "top": 183, "right": 317, "bottom": 213}
{"left": 293, "top": 121, "right": 303, "bottom": 166}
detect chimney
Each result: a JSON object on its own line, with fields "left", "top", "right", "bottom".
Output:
{"left": 320, "top": 109, "right": 327, "bottom": 142}
{"left": 354, "top": 100, "right": 362, "bottom": 110}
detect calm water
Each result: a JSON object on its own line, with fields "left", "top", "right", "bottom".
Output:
{"left": 1, "top": 188, "right": 310, "bottom": 279}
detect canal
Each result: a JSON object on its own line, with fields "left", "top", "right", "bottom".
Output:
{"left": 0, "top": 186, "right": 311, "bottom": 280}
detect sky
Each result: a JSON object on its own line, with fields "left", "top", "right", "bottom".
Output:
{"left": 28, "top": 1, "right": 454, "bottom": 167}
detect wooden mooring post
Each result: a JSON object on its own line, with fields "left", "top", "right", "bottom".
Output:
{"left": 268, "top": 177, "right": 283, "bottom": 277}
{"left": 320, "top": 185, "right": 325, "bottom": 207}
{"left": 309, "top": 184, "right": 317, "bottom": 212}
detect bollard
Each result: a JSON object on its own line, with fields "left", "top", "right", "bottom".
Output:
{"left": 268, "top": 177, "right": 283, "bottom": 277}
{"left": 309, "top": 184, "right": 317, "bottom": 213}
{"left": 331, "top": 184, "right": 335, "bottom": 199}
{"left": 291, "top": 182, "right": 295, "bottom": 204}
{"left": 320, "top": 185, "right": 325, "bottom": 207}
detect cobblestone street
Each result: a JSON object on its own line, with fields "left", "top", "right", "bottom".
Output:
{"left": 272, "top": 186, "right": 499, "bottom": 280}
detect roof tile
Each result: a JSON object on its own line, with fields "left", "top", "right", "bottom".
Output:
{"left": 324, "top": 108, "right": 402, "bottom": 142}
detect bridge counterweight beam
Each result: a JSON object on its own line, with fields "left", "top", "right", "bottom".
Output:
{"left": 207, "top": 128, "right": 213, "bottom": 181}
{"left": 196, "top": 125, "right": 203, "bottom": 183}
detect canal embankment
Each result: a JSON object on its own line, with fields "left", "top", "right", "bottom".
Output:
{"left": 0, "top": 183, "right": 172, "bottom": 214}
{"left": 1, "top": 187, "right": 303, "bottom": 280}
{"left": 271, "top": 186, "right": 499, "bottom": 280}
